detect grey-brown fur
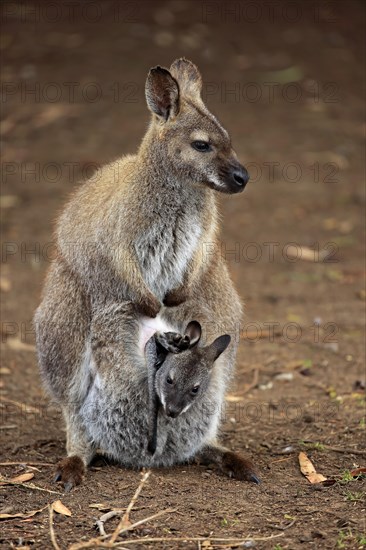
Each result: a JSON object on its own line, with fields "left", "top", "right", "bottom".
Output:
{"left": 35, "top": 58, "right": 258, "bottom": 489}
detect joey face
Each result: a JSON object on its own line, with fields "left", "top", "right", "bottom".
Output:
{"left": 155, "top": 349, "right": 210, "bottom": 418}
{"left": 154, "top": 333, "right": 231, "bottom": 419}
{"left": 145, "top": 58, "right": 249, "bottom": 194}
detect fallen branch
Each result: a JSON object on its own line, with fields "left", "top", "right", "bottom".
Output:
{"left": 69, "top": 531, "right": 283, "bottom": 549}
{"left": 95, "top": 510, "right": 125, "bottom": 537}
{"left": 322, "top": 444, "right": 366, "bottom": 456}
{"left": 110, "top": 470, "right": 151, "bottom": 543}
{"left": 49, "top": 504, "right": 62, "bottom": 550}
{"left": 0, "top": 461, "right": 55, "bottom": 467}
{"left": 242, "top": 368, "right": 259, "bottom": 396}
{"left": 111, "top": 533, "right": 284, "bottom": 547}
{"left": 0, "top": 479, "right": 61, "bottom": 495}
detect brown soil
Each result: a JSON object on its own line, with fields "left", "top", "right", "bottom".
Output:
{"left": 1, "top": 1, "right": 365, "bottom": 548}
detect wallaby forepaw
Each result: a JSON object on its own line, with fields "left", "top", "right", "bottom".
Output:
{"left": 222, "top": 451, "right": 261, "bottom": 484}
{"left": 163, "top": 288, "right": 188, "bottom": 307}
{"left": 54, "top": 456, "right": 85, "bottom": 491}
{"left": 139, "top": 297, "right": 161, "bottom": 318}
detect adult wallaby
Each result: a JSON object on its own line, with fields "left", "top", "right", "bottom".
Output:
{"left": 35, "top": 58, "right": 257, "bottom": 489}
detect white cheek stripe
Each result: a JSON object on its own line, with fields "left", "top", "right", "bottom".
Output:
{"left": 191, "top": 130, "right": 210, "bottom": 142}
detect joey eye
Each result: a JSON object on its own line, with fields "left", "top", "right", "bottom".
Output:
{"left": 191, "top": 141, "right": 212, "bottom": 153}
{"left": 166, "top": 376, "right": 173, "bottom": 385}
{"left": 191, "top": 385, "right": 200, "bottom": 394}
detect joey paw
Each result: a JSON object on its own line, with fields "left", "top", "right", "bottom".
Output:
{"left": 155, "top": 331, "right": 190, "bottom": 353}
{"left": 54, "top": 456, "right": 85, "bottom": 491}
{"left": 222, "top": 451, "right": 261, "bottom": 484}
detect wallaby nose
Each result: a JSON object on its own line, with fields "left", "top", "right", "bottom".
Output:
{"left": 232, "top": 167, "right": 249, "bottom": 189}
{"left": 166, "top": 406, "right": 180, "bottom": 418}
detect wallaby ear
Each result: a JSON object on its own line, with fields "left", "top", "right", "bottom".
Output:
{"left": 169, "top": 58, "right": 202, "bottom": 99}
{"left": 206, "top": 334, "right": 231, "bottom": 363}
{"left": 145, "top": 66, "right": 179, "bottom": 121}
{"left": 184, "top": 320, "right": 202, "bottom": 348}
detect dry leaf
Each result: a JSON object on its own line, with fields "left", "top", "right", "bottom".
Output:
{"left": 10, "top": 473, "right": 34, "bottom": 483}
{"left": 0, "top": 506, "right": 45, "bottom": 520}
{"left": 299, "top": 452, "right": 327, "bottom": 483}
{"left": 52, "top": 500, "right": 72, "bottom": 516}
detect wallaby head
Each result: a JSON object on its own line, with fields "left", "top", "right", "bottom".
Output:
{"left": 153, "top": 322, "right": 231, "bottom": 419}
{"left": 144, "top": 58, "right": 249, "bottom": 194}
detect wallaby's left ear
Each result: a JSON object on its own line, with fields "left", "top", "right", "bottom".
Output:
{"left": 206, "top": 334, "right": 231, "bottom": 362}
{"left": 145, "top": 66, "right": 179, "bottom": 121}
{"left": 169, "top": 58, "right": 202, "bottom": 99}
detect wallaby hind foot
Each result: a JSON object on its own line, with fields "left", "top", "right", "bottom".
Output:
{"left": 54, "top": 456, "right": 85, "bottom": 492}
{"left": 197, "top": 443, "right": 260, "bottom": 484}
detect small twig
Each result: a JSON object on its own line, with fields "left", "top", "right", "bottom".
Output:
{"left": 95, "top": 510, "right": 125, "bottom": 537}
{"left": 270, "top": 519, "right": 296, "bottom": 531}
{"left": 111, "top": 533, "right": 285, "bottom": 547}
{"left": 0, "top": 479, "right": 61, "bottom": 494}
{"left": 70, "top": 508, "right": 175, "bottom": 549}
{"left": 95, "top": 520, "right": 107, "bottom": 537}
{"left": 0, "top": 461, "right": 55, "bottom": 467}
{"left": 110, "top": 470, "right": 151, "bottom": 543}
{"left": 269, "top": 456, "right": 293, "bottom": 464}
{"left": 0, "top": 425, "right": 18, "bottom": 430}
{"left": 49, "top": 504, "right": 62, "bottom": 550}
{"left": 322, "top": 444, "right": 366, "bottom": 456}
{"left": 242, "top": 368, "right": 259, "bottom": 396}
{"left": 118, "top": 508, "right": 176, "bottom": 535}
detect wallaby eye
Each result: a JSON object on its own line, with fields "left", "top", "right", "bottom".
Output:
{"left": 166, "top": 376, "right": 173, "bottom": 385}
{"left": 191, "top": 141, "right": 212, "bottom": 153}
{"left": 191, "top": 385, "right": 200, "bottom": 394}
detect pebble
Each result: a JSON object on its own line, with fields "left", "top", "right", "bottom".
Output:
{"left": 274, "top": 372, "right": 294, "bottom": 381}
{"left": 258, "top": 381, "right": 273, "bottom": 390}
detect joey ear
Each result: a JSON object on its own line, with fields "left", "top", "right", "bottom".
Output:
{"left": 206, "top": 334, "right": 231, "bottom": 363}
{"left": 184, "top": 320, "right": 202, "bottom": 348}
{"left": 169, "top": 58, "right": 202, "bottom": 99}
{"left": 145, "top": 66, "right": 179, "bottom": 121}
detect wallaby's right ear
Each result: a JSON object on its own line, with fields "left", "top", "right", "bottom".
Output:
{"left": 145, "top": 66, "right": 179, "bottom": 121}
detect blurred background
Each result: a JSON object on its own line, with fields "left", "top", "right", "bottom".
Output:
{"left": 1, "top": 1, "right": 365, "bottom": 548}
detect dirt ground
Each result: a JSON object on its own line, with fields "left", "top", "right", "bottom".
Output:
{"left": 1, "top": 0, "right": 365, "bottom": 548}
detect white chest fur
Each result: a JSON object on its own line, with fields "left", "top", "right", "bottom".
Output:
{"left": 138, "top": 313, "right": 174, "bottom": 353}
{"left": 135, "top": 217, "right": 201, "bottom": 301}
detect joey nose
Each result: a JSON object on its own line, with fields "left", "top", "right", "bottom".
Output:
{"left": 166, "top": 406, "right": 180, "bottom": 418}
